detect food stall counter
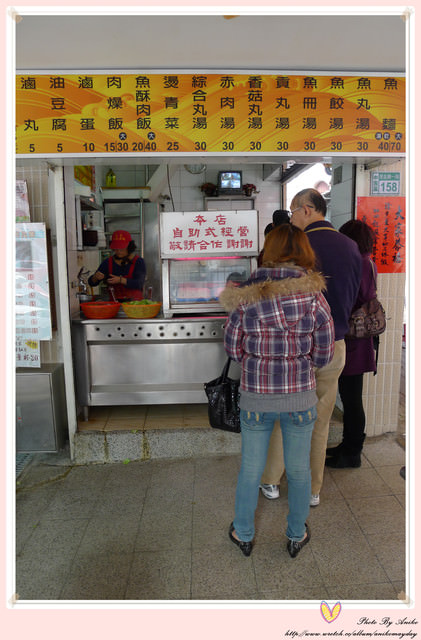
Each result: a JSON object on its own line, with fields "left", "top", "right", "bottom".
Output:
{"left": 72, "top": 315, "right": 237, "bottom": 420}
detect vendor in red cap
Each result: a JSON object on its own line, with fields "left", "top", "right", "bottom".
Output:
{"left": 88, "top": 230, "right": 146, "bottom": 301}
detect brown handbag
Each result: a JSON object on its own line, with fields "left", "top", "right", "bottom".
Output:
{"left": 346, "top": 297, "right": 387, "bottom": 339}
{"left": 346, "top": 260, "right": 386, "bottom": 339}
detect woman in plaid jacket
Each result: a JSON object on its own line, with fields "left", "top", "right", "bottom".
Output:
{"left": 220, "top": 224, "right": 335, "bottom": 558}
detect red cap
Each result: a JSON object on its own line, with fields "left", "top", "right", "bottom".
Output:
{"left": 110, "top": 230, "right": 132, "bottom": 250}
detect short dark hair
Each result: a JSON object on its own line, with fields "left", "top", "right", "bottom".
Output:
{"left": 294, "top": 188, "right": 327, "bottom": 217}
{"left": 264, "top": 222, "right": 274, "bottom": 236}
{"left": 339, "top": 220, "right": 375, "bottom": 254}
{"left": 127, "top": 240, "right": 137, "bottom": 254}
{"left": 272, "top": 209, "right": 290, "bottom": 226}
{"left": 226, "top": 271, "right": 247, "bottom": 284}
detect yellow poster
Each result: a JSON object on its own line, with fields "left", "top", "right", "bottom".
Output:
{"left": 16, "top": 73, "right": 405, "bottom": 155}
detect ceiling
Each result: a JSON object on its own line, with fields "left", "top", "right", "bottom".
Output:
{"left": 15, "top": 14, "right": 406, "bottom": 73}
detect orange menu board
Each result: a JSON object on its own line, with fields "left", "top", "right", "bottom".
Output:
{"left": 16, "top": 73, "right": 405, "bottom": 156}
{"left": 356, "top": 197, "right": 405, "bottom": 274}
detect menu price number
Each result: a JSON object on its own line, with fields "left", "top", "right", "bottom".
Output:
{"left": 303, "top": 140, "right": 346, "bottom": 151}
{"left": 375, "top": 131, "right": 403, "bottom": 152}
{"left": 23, "top": 143, "right": 65, "bottom": 153}
{"left": 104, "top": 141, "right": 157, "bottom": 152}
{"left": 377, "top": 141, "right": 401, "bottom": 152}
{"left": 304, "top": 141, "right": 316, "bottom": 151}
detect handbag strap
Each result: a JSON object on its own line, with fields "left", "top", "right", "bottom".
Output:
{"left": 369, "top": 259, "right": 378, "bottom": 292}
{"left": 221, "top": 357, "right": 232, "bottom": 380}
{"left": 373, "top": 335, "right": 380, "bottom": 375}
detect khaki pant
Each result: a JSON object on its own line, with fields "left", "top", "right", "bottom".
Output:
{"left": 260, "top": 340, "right": 346, "bottom": 495}
{"left": 260, "top": 421, "right": 284, "bottom": 484}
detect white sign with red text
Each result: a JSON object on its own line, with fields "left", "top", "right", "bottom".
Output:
{"left": 160, "top": 210, "right": 258, "bottom": 258}
{"left": 16, "top": 223, "right": 52, "bottom": 341}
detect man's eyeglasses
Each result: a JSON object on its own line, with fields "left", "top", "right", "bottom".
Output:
{"left": 288, "top": 206, "right": 302, "bottom": 219}
{"left": 288, "top": 204, "right": 314, "bottom": 218}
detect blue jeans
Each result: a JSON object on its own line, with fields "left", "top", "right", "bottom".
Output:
{"left": 233, "top": 407, "right": 316, "bottom": 542}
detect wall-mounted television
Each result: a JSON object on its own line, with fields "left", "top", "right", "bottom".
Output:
{"left": 217, "top": 170, "right": 243, "bottom": 195}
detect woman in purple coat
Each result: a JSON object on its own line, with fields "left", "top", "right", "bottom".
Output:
{"left": 326, "top": 220, "right": 377, "bottom": 469}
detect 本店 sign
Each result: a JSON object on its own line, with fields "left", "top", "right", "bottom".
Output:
{"left": 370, "top": 171, "right": 401, "bottom": 195}
{"left": 160, "top": 210, "right": 258, "bottom": 258}
{"left": 356, "top": 197, "right": 405, "bottom": 274}
{"left": 16, "top": 73, "right": 405, "bottom": 156}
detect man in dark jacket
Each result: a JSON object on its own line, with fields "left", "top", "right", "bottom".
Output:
{"left": 260, "top": 188, "right": 361, "bottom": 506}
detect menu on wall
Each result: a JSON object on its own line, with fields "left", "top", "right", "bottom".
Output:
{"left": 16, "top": 223, "right": 52, "bottom": 342}
{"left": 16, "top": 337, "right": 41, "bottom": 368}
{"left": 16, "top": 180, "right": 31, "bottom": 222}
{"left": 16, "top": 73, "right": 405, "bottom": 156}
{"left": 160, "top": 210, "right": 258, "bottom": 258}
{"left": 356, "top": 197, "right": 405, "bottom": 274}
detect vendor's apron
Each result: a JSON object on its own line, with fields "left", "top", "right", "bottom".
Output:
{"left": 108, "top": 256, "right": 143, "bottom": 301}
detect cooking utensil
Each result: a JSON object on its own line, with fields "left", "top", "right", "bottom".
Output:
{"left": 77, "top": 293, "right": 96, "bottom": 303}
{"left": 108, "top": 286, "right": 118, "bottom": 303}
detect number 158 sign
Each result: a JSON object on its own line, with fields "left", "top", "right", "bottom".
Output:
{"left": 371, "top": 172, "right": 401, "bottom": 195}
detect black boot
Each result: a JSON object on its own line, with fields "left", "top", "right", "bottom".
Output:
{"left": 326, "top": 442, "right": 344, "bottom": 456}
{"left": 325, "top": 452, "right": 361, "bottom": 468}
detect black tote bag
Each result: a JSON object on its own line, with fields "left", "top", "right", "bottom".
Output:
{"left": 204, "top": 358, "right": 241, "bottom": 433}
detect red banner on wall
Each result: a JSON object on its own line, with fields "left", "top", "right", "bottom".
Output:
{"left": 356, "top": 197, "right": 405, "bottom": 274}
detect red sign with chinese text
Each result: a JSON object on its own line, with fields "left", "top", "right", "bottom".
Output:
{"left": 356, "top": 197, "right": 405, "bottom": 273}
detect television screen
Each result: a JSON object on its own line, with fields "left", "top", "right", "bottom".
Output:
{"left": 218, "top": 171, "right": 242, "bottom": 194}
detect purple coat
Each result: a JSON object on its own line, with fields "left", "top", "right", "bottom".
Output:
{"left": 341, "top": 254, "right": 377, "bottom": 376}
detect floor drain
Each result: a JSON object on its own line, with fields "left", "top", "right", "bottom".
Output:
{"left": 16, "top": 453, "right": 33, "bottom": 478}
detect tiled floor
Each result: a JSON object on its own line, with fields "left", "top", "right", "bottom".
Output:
{"left": 77, "top": 403, "right": 211, "bottom": 431}
{"left": 15, "top": 344, "right": 406, "bottom": 601}
{"left": 15, "top": 434, "right": 406, "bottom": 601}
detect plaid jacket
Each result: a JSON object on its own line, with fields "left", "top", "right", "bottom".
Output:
{"left": 219, "top": 265, "right": 335, "bottom": 395}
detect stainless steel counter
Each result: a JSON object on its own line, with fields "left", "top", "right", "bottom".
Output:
{"left": 72, "top": 314, "right": 239, "bottom": 420}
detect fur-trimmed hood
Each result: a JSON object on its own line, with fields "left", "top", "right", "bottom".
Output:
{"left": 219, "top": 265, "right": 327, "bottom": 313}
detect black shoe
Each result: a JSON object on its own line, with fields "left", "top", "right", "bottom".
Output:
{"left": 287, "top": 523, "right": 311, "bottom": 558}
{"left": 229, "top": 522, "right": 253, "bottom": 557}
{"left": 326, "top": 442, "right": 344, "bottom": 456}
{"left": 325, "top": 452, "right": 361, "bottom": 468}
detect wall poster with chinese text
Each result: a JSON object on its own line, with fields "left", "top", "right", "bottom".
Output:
{"left": 16, "top": 180, "right": 31, "bottom": 222}
{"left": 16, "top": 73, "right": 405, "bottom": 156}
{"left": 356, "top": 197, "right": 405, "bottom": 274}
{"left": 160, "top": 210, "right": 258, "bottom": 258}
{"left": 16, "top": 223, "right": 52, "bottom": 341}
